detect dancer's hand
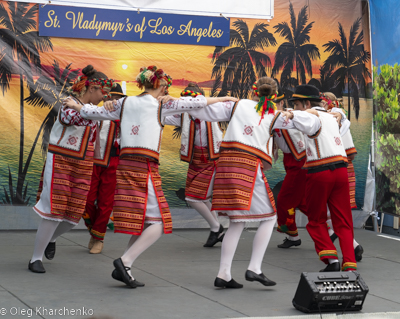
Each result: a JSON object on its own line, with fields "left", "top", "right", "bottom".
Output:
{"left": 281, "top": 111, "right": 294, "bottom": 119}
{"left": 305, "top": 109, "right": 319, "bottom": 117}
{"left": 103, "top": 100, "right": 117, "bottom": 111}
{"left": 158, "top": 95, "right": 177, "bottom": 103}
{"left": 63, "top": 97, "right": 80, "bottom": 111}
{"left": 330, "top": 112, "right": 342, "bottom": 125}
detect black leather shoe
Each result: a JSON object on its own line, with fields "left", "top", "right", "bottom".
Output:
{"left": 355, "top": 244, "right": 364, "bottom": 262}
{"left": 277, "top": 238, "right": 301, "bottom": 248}
{"left": 111, "top": 269, "right": 145, "bottom": 287}
{"left": 214, "top": 277, "right": 243, "bottom": 288}
{"left": 245, "top": 270, "right": 276, "bottom": 286}
{"left": 113, "top": 258, "right": 140, "bottom": 288}
{"left": 320, "top": 262, "right": 340, "bottom": 272}
{"left": 203, "top": 224, "right": 224, "bottom": 247}
{"left": 330, "top": 233, "right": 338, "bottom": 243}
{"left": 28, "top": 260, "right": 46, "bottom": 273}
{"left": 44, "top": 242, "right": 56, "bottom": 260}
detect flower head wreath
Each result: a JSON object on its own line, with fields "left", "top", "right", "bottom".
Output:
{"left": 136, "top": 65, "right": 170, "bottom": 90}
{"left": 69, "top": 75, "right": 115, "bottom": 99}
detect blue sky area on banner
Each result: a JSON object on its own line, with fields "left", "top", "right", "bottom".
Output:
{"left": 369, "top": 0, "right": 400, "bottom": 67}
{"left": 39, "top": 5, "right": 231, "bottom": 46}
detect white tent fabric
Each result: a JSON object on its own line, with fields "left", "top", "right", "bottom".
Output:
{"left": 10, "top": 0, "right": 274, "bottom": 19}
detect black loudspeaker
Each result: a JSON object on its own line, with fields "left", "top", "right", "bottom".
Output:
{"left": 293, "top": 271, "right": 369, "bottom": 313}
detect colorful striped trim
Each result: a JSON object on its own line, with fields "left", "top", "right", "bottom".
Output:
{"left": 90, "top": 228, "right": 105, "bottom": 240}
{"left": 230, "top": 100, "right": 241, "bottom": 119}
{"left": 48, "top": 127, "right": 91, "bottom": 160}
{"left": 180, "top": 115, "right": 196, "bottom": 163}
{"left": 304, "top": 156, "right": 348, "bottom": 168}
{"left": 347, "top": 160, "right": 357, "bottom": 209}
{"left": 93, "top": 121, "right": 116, "bottom": 167}
{"left": 119, "top": 96, "right": 128, "bottom": 121}
{"left": 185, "top": 147, "right": 216, "bottom": 200}
{"left": 319, "top": 250, "right": 338, "bottom": 260}
{"left": 314, "top": 139, "right": 321, "bottom": 158}
{"left": 282, "top": 130, "right": 306, "bottom": 160}
{"left": 220, "top": 141, "right": 272, "bottom": 164}
{"left": 292, "top": 94, "right": 320, "bottom": 99}
{"left": 346, "top": 147, "right": 357, "bottom": 156}
{"left": 269, "top": 112, "right": 282, "bottom": 136}
{"left": 206, "top": 121, "right": 220, "bottom": 161}
{"left": 277, "top": 225, "right": 298, "bottom": 236}
{"left": 120, "top": 147, "right": 160, "bottom": 162}
{"left": 342, "top": 262, "right": 357, "bottom": 271}
{"left": 308, "top": 126, "right": 322, "bottom": 139}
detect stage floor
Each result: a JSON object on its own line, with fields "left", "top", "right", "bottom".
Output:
{"left": 0, "top": 228, "right": 399, "bottom": 318}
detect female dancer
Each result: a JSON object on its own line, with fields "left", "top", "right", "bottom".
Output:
{"left": 165, "top": 82, "right": 224, "bottom": 247}
{"left": 29, "top": 65, "right": 114, "bottom": 273}
{"left": 64, "top": 66, "right": 237, "bottom": 288}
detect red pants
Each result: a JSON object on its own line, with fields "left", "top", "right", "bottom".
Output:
{"left": 83, "top": 156, "right": 119, "bottom": 240}
{"left": 305, "top": 167, "right": 356, "bottom": 271}
{"left": 277, "top": 154, "right": 307, "bottom": 237}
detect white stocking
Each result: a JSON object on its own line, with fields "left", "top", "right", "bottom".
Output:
{"left": 188, "top": 201, "right": 220, "bottom": 232}
{"left": 204, "top": 200, "right": 219, "bottom": 223}
{"left": 31, "top": 219, "right": 60, "bottom": 262}
{"left": 50, "top": 221, "right": 75, "bottom": 242}
{"left": 121, "top": 223, "right": 163, "bottom": 279}
{"left": 247, "top": 218, "right": 276, "bottom": 274}
{"left": 217, "top": 221, "right": 245, "bottom": 281}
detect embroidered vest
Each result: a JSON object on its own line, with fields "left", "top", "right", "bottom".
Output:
{"left": 180, "top": 113, "right": 223, "bottom": 163}
{"left": 281, "top": 129, "right": 306, "bottom": 161}
{"left": 303, "top": 111, "right": 348, "bottom": 169}
{"left": 48, "top": 98, "right": 91, "bottom": 160}
{"left": 221, "top": 99, "right": 274, "bottom": 165}
{"left": 120, "top": 94, "right": 163, "bottom": 162}
{"left": 92, "top": 120, "right": 117, "bottom": 167}
{"left": 341, "top": 129, "right": 357, "bottom": 156}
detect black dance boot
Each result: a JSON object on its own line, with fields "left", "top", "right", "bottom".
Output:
{"left": 111, "top": 268, "right": 145, "bottom": 287}
{"left": 28, "top": 260, "right": 46, "bottom": 273}
{"left": 203, "top": 224, "right": 224, "bottom": 247}
{"left": 330, "top": 233, "right": 338, "bottom": 243}
{"left": 355, "top": 244, "right": 364, "bottom": 262}
{"left": 44, "top": 242, "right": 56, "bottom": 260}
{"left": 320, "top": 262, "right": 340, "bottom": 272}
{"left": 277, "top": 238, "right": 301, "bottom": 248}
{"left": 245, "top": 270, "right": 276, "bottom": 286}
{"left": 112, "top": 259, "right": 145, "bottom": 288}
{"left": 214, "top": 277, "right": 243, "bottom": 289}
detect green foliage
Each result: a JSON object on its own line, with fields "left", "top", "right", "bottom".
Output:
{"left": 374, "top": 64, "right": 400, "bottom": 214}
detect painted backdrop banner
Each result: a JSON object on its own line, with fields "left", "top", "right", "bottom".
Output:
{"left": 0, "top": 0, "right": 372, "bottom": 211}
{"left": 39, "top": 5, "right": 230, "bottom": 46}
{"left": 370, "top": 0, "right": 400, "bottom": 216}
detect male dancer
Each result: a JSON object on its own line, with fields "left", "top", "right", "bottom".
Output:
{"left": 284, "top": 85, "right": 357, "bottom": 272}
{"left": 273, "top": 87, "right": 308, "bottom": 248}
{"left": 83, "top": 83, "right": 126, "bottom": 254}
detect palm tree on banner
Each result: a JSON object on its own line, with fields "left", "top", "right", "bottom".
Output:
{"left": 322, "top": 17, "right": 370, "bottom": 120}
{"left": 210, "top": 19, "right": 277, "bottom": 99}
{"left": 307, "top": 65, "right": 340, "bottom": 96}
{"left": 272, "top": 2, "right": 320, "bottom": 89}
{"left": 0, "top": 1, "right": 52, "bottom": 205}
{"left": 25, "top": 61, "right": 80, "bottom": 158}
